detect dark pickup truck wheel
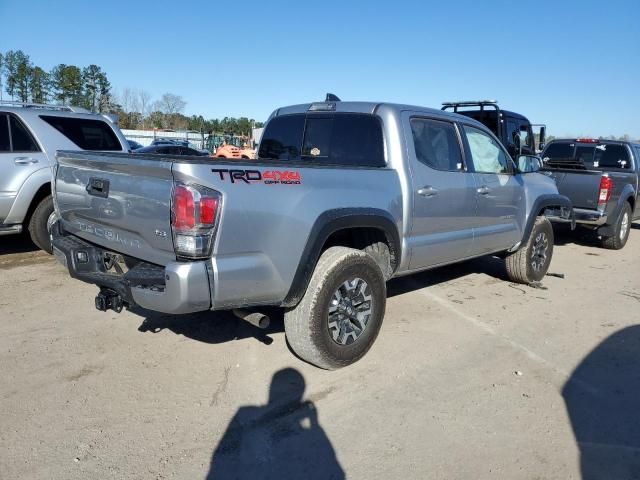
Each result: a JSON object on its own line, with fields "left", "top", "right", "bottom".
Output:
{"left": 505, "top": 216, "right": 554, "bottom": 284}
{"left": 28, "top": 195, "right": 54, "bottom": 254}
{"left": 284, "top": 246, "right": 386, "bottom": 370}
{"left": 601, "top": 202, "right": 631, "bottom": 250}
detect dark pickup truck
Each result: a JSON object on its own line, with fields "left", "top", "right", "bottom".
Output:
{"left": 540, "top": 138, "right": 640, "bottom": 249}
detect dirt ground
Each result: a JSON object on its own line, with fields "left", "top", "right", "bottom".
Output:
{"left": 1, "top": 226, "right": 639, "bottom": 480}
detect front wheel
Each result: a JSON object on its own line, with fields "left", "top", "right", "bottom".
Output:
{"left": 505, "top": 216, "right": 554, "bottom": 284}
{"left": 601, "top": 202, "right": 631, "bottom": 250}
{"left": 284, "top": 247, "right": 386, "bottom": 370}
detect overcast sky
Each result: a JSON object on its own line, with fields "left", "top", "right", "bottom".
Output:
{"left": 1, "top": 0, "right": 638, "bottom": 137}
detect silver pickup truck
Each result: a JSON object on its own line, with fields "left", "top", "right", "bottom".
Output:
{"left": 51, "top": 99, "right": 573, "bottom": 369}
{"left": 541, "top": 139, "right": 640, "bottom": 249}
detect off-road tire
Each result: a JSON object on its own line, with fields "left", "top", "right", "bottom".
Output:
{"left": 284, "top": 246, "right": 386, "bottom": 370}
{"left": 505, "top": 216, "right": 554, "bottom": 284}
{"left": 601, "top": 202, "right": 632, "bottom": 250}
{"left": 28, "top": 195, "right": 54, "bottom": 254}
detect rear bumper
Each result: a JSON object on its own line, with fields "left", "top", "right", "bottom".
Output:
{"left": 574, "top": 208, "right": 608, "bottom": 226}
{"left": 51, "top": 222, "right": 211, "bottom": 314}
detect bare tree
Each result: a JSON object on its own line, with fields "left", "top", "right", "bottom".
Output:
{"left": 136, "top": 89, "right": 152, "bottom": 128}
{"left": 156, "top": 93, "right": 186, "bottom": 115}
{"left": 119, "top": 87, "right": 135, "bottom": 113}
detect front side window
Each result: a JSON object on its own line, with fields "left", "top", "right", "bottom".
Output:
{"left": 410, "top": 118, "right": 463, "bottom": 171}
{"left": 463, "top": 125, "right": 511, "bottom": 174}
{"left": 10, "top": 116, "right": 40, "bottom": 152}
{"left": 0, "top": 114, "right": 9, "bottom": 152}
{"left": 40, "top": 115, "right": 122, "bottom": 151}
{"left": 506, "top": 119, "right": 519, "bottom": 148}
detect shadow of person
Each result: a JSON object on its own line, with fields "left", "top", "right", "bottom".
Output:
{"left": 562, "top": 326, "right": 640, "bottom": 480}
{"left": 207, "top": 368, "right": 344, "bottom": 480}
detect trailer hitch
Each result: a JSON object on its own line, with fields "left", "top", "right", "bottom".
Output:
{"left": 95, "top": 289, "right": 124, "bottom": 313}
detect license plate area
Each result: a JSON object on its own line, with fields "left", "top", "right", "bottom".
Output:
{"left": 102, "top": 252, "right": 129, "bottom": 277}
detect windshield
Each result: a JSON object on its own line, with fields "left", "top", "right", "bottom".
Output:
{"left": 455, "top": 111, "right": 499, "bottom": 136}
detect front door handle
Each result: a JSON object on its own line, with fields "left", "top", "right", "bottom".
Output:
{"left": 477, "top": 185, "right": 491, "bottom": 195}
{"left": 14, "top": 157, "right": 39, "bottom": 165}
{"left": 417, "top": 186, "right": 439, "bottom": 197}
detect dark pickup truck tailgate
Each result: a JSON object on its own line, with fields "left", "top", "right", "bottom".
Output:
{"left": 542, "top": 169, "right": 603, "bottom": 209}
{"left": 55, "top": 151, "right": 176, "bottom": 266}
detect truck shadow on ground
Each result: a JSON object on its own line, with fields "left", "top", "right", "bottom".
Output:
{"left": 551, "top": 225, "right": 604, "bottom": 247}
{"left": 137, "top": 307, "right": 283, "bottom": 346}
{"left": 387, "top": 254, "right": 509, "bottom": 298}
{"left": 137, "top": 255, "right": 511, "bottom": 345}
{"left": 206, "top": 367, "right": 345, "bottom": 480}
{"left": 0, "top": 233, "right": 38, "bottom": 255}
{"left": 563, "top": 325, "right": 640, "bottom": 480}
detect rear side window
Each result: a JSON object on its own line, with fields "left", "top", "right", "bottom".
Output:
{"left": 594, "top": 144, "right": 630, "bottom": 169}
{"left": 0, "top": 115, "right": 9, "bottom": 152}
{"left": 410, "top": 118, "right": 463, "bottom": 171}
{"left": 40, "top": 115, "right": 122, "bottom": 151}
{"left": 10, "top": 116, "right": 40, "bottom": 152}
{"left": 259, "top": 113, "right": 385, "bottom": 167}
{"left": 258, "top": 114, "right": 305, "bottom": 161}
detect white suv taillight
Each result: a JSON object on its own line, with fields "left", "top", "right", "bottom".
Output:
{"left": 171, "top": 183, "right": 221, "bottom": 258}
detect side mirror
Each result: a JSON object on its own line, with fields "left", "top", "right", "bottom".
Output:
{"left": 538, "top": 126, "right": 546, "bottom": 151}
{"left": 517, "top": 154, "right": 543, "bottom": 173}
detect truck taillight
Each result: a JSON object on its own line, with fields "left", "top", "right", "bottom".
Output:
{"left": 598, "top": 175, "right": 612, "bottom": 209}
{"left": 171, "top": 183, "right": 221, "bottom": 258}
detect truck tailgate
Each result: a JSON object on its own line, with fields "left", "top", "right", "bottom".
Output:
{"left": 542, "top": 169, "right": 602, "bottom": 210}
{"left": 55, "top": 151, "right": 176, "bottom": 266}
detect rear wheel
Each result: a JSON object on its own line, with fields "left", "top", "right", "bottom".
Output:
{"left": 601, "top": 202, "right": 631, "bottom": 250}
{"left": 505, "top": 216, "right": 554, "bottom": 284}
{"left": 27, "top": 195, "right": 54, "bottom": 254}
{"left": 284, "top": 246, "right": 386, "bottom": 370}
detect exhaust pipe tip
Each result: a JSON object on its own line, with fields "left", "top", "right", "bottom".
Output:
{"left": 233, "top": 309, "right": 270, "bottom": 329}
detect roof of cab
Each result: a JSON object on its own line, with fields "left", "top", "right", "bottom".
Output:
{"left": 0, "top": 105, "right": 117, "bottom": 123}
{"left": 272, "top": 101, "right": 488, "bottom": 128}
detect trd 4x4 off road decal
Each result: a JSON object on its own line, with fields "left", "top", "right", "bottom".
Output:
{"left": 211, "top": 169, "right": 301, "bottom": 185}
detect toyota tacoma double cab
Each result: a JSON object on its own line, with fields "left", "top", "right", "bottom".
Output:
{"left": 541, "top": 138, "right": 640, "bottom": 249}
{"left": 50, "top": 98, "right": 573, "bottom": 369}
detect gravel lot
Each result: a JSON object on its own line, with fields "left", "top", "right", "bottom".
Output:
{"left": 1, "top": 227, "right": 639, "bottom": 479}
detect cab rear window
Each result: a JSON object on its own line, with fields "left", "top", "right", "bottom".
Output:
{"left": 258, "top": 113, "right": 385, "bottom": 167}
{"left": 40, "top": 115, "right": 122, "bottom": 151}
{"left": 543, "top": 142, "right": 631, "bottom": 170}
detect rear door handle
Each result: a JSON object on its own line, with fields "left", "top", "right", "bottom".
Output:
{"left": 477, "top": 186, "right": 491, "bottom": 195}
{"left": 14, "top": 157, "right": 38, "bottom": 165}
{"left": 417, "top": 186, "right": 439, "bottom": 197}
